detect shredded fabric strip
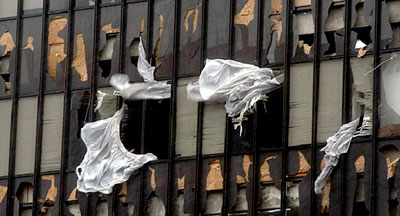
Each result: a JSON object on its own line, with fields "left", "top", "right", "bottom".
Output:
{"left": 76, "top": 37, "right": 169, "bottom": 194}
{"left": 187, "top": 59, "right": 281, "bottom": 135}
{"left": 314, "top": 118, "right": 360, "bottom": 194}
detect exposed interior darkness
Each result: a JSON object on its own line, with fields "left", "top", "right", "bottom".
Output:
{"left": 294, "top": 5, "right": 314, "bottom": 56}
{"left": 146, "top": 193, "right": 166, "bottom": 216}
{"left": 16, "top": 182, "right": 34, "bottom": 216}
{"left": 385, "top": 0, "right": 400, "bottom": 48}
{"left": 379, "top": 145, "right": 400, "bottom": 215}
{"left": 120, "top": 100, "right": 143, "bottom": 153}
{"left": 352, "top": 1, "right": 372, "bottom": 56}
{"left": 99, "top": 33, "right": 117, "bottom": 78}
{"left": 353, "top": 155, "right": 369, "bottom": 215}
{"left": 266, "top": 0, "right": 283, "bottom": 64}
{"left": 323, "top": 2, "right": 345, "bottom": 56}
{"left": 0, "top": 31, "right": 15, "bottom": 94}
{"left": 129, "top": 37, "right": 140, "bottom": 67}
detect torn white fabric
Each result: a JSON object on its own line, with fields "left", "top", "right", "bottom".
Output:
{"left": 314, "top": 118, "right": 360, "bottom": 194}
{"left": 76, "top": 106, "right": 157, "bottom": 194}
{"left": 137, "top": 37, "right": 155, "bottom": 82}
{"left": 187, "top": 59, "right": 281, "bottom": 134}
{"left": 110, "top": 74, "right": 171, "bottom": 100}
{"left": 94, "top": 90, "right": 108, "bottom": 112}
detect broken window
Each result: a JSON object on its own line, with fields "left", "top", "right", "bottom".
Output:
{"left": 0, "top": 28, "right": 16, "bottom": 96}
{"left": 233, "top": 0, "right": 258, "bottom": 63}
{"left": 0, "top": 0, "right": 17, "bottom": 18}
{"left": 263, "top": 0, "right": 285, "bottom": 65}
{"left": 15, "top": 97, "right": 38, "bottom": 175}
{"left": 0, "top": 99, "right": 11, "bottom": 177}
{"left": 67, "top": 91, "right": 90, "bottom": 171}
{"left": 46, "top": 15, "right": 68, "bottom": 93}
{"left": 146, "top": 194, "right": 166, "bottom": 216}
{"left": 317, "top": 60, "right": 343, "bottom": 143}
{"left": 178, "top": 0, "right": 202, "bottom": 77}
{"left": 203, "top": 159, "right": 224, "bottom": 215}
{"left": 71, "top": 10, "right": 93, "bottom": 90}
{"left": 292, "top": 0, "right": 315, "bottom": 60}
{"left": 206, "top": 0, "right": 230, "bottom": 59}
{"left": 124, "top": 2, "right": 148, "bottom": 81}
{"left": 351, "top": 0, "right": 374, "bottom": 57}
{"left": 379, "top": 52, "right": 400, "bottom": 137}
{"left": 23, "top": 0, "right": 43, "bottom": 15}
{"left": 175, "top": 77, "right": 198, "bottom": 157}
{"left": 259, "top": 154, "right": 281, "bottom": 215}
{"left": 98, "top": 6, "right": 121, "bottom": 86}
{"left": 20, "top": 17, "right": 42, "bottom": 96}
{"left": 322, "top": 0, "right": 345, "bottom": 56}
{"left": 381, "top": 0, "right": 400, "bottom": 49}
{"left": 39, "top": 175, "right": 58, "bottom": 215}
{"left": 289, "top": 63, "right": 313, "bottom": 146}
{"left": 41, "top": 93, "right": 64, "bottom": 172}
{"left": 152, "top": 0, "right": 175, "bottom": 79}
{"left": 17, "top": 182, "right": 34, "bottom": 216}
{"left": 349, "top": 57, "right": 374, "bottom": 137}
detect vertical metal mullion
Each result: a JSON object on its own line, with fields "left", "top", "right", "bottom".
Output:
{"left": 340, "top": 0, "right": 352, "bottom": 215}
{"left": 59, "top": 0, "right": 75, "bottom": 214}
{"left": 32, "top": 0, "right": 49, "bottom": 215}
{"left": 166, "top": 0, "right": 181, "bottom": 212}
{"left": 86, "top": 0, "right": 101, "bottom": 215}
{"left": 250, "top": 0, "right": 264, "bottom": 214}
{"left": 310, "top": 0, "right": 321, "bottom": 215}
{"left": 221, "top": 0, "right": 235, "bottom": 214}
{"left": 6, "top": 0, "right": 23, "bottom": 214}
{"left": 280, "top": 0, "right": 292, "bottom": 214}
{"left": 371, "top": 0, "right": 382, "bottom": 215}
{"left": 138, "top": 1, "right": 153, "bottom": 215}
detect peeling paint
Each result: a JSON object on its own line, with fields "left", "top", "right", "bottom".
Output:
{"left": 380, "top": 146, "right": 400, "bottom": 180}
{"left": 0, "top": 32, "right": 15, "bottom": 56}
{"left": 0, "top": 185, "right": 7, "bottom": 204}
{"left": 48, "top": 16, "right": 67, "bottom": 81}
{"left": 354, "top": 155, "right": 365, "bottom": 173}
{"left": 298, "top": 40, "right": 312, "bottom": 55}
{"left": 321, "top": 179, "right": 331, "bottom": 213}
{"left": 149, "top": 167, "right": 156, "bottom": 191}
{"left": 271, "top": 0, "right": 283, "bottom": 14}
{"left": 154, "top": 14, "right": 164, "bottom": 68}
{"left": 41, "top": 175, "right": 57, "bottom": 204}
{"left": 206, "top": 159, "right": 224, "bottom": 191}
{"left": 270, "top": 15, "right": 282, "bottom": 44}
{"left": 140, "top": 19, "right": 145, "bottom": 34}
{"left": 260, "top": 156, "right": 277, "bottom": 183}
{"left": 184, "top": 5, "right": 200, "bottom": 33}
{"left": 297, "top": 151, "right": 311, "bottom": 175}
{"left": 234, "top": 0, "right": 255, "bottom": 26}
{"left": 119, "top": 182, "right": 128, "bottom": 203}
{"left": 23, "top": 36, "right": 34, "bottom": 51}
{"left": 72, "top": 34, "right": 88, "bottom": 81}
{"left": 293, "top": 0, "right": 312, "bottom": 7}
{"left": 387, "top": 157, "right": 400, "bottom": 180}
{"left": 237, "top": 155, "right": 252, "bottom": 184}
{"left": 178, "top": 175, "right": 185, "bottom": 190}
{"left": 101, "top": 23, "right": 120, "bottom": 34}
{"left": 67, "top": 187, "right": 77, "bottom": 201}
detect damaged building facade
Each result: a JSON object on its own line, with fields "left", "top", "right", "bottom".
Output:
{"left": 0, "top": 0, "right": 400, "bottom": 215}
